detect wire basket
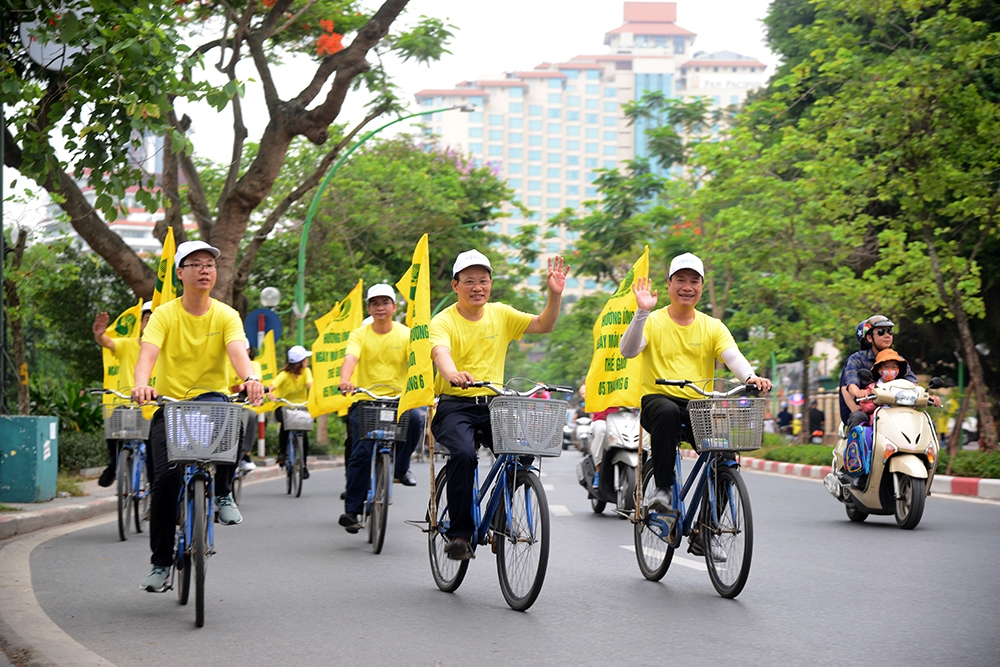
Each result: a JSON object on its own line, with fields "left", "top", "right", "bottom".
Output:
{"left": 356, "top": 400, "right": 409, "bottom": 442}
{"left": 103, "top": 405, "right": 152, "bottom": 440}
{"left": 489, "top": 397, "right": 567, "bottom": 457}
{"left": 282, "top": 407, "right": 314, "bottom": 431}
{"left": 163, "top": 402, "right": 244, "bottom": 463}
{"left": 687, "top": 397, "right": 765, "bottom": 452}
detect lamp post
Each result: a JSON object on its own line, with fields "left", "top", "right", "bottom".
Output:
{"left": 294, "top": 103, "right": 476, "bottom": 345}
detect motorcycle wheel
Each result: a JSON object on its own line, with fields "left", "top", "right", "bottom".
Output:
{"left": 894, "top": 474, "right": 926, "bottom": 530}
{"left": 845, "top": 504, "right": 868, "bottom": 523}
{"left": 590, "top": 497, "right": 606, "bottom": 514}
{"left": 615, "top": 462, "right": 636, "bottom": 518}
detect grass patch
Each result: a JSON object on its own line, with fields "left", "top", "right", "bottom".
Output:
{"left": 0, "top": 504, "right": 23, "bottom": 512}
{"left": 57, "top": 472, "right": 86, "bottom": 497}
{"left": 749, "top": 444, "right": 833, "bottom": 467}
{"left": 938, "top": 449, "right": 1000, "bottom": 479}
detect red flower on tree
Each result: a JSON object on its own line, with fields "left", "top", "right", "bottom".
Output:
{"left": 316, "top": 19, "right": 344, "bottom": 56}
{"left": 262, "top": 0, "right": 277, "bottom": 7}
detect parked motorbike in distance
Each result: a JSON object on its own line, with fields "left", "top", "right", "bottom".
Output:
{"left": 574, "top": 416, "right": 593, "bottom": 455}
{"left": 824, "top": 375, "right": 944, "bottom": 529}
{"left": 576, "top": 408, "right": 645, "bottom": 518}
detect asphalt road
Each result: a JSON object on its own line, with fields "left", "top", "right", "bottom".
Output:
{"left": 3, "top": 451, "right": 999, "bottom": 667}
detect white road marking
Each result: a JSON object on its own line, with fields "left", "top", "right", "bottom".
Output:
{"left": 619, "top": 545, "right": 707, "bottom": 571}
{"left": 549, "top": 504, "right": 573, "bottom": 516}
{"left": 543, "top": 484, "right": 554, "bottom": 491}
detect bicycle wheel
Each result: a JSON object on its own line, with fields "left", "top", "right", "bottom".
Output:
{"left": 292, "top": 433, "right": 304, "bottom": 498}
{"left": 428, "top": 466, "right": 469, "bottom": 593}
{"left": 701, "top": 463, "right": 753, "bottom": 599}
{"left": 192, "top": 477, "right": 208, "bottom": 627}
{"left": 285, "top": 434, "right": 294, "bottom": 495}
{"left": 133, "top": 449, "right": 149, "bottom": 534}
{"left": 634, "top": 464, "right": 673, "bottom": 581}
{"left": 615, "top": 461, "right": 636, "bottom": 516}
{"left": 495, "top": 470, "right": 550, "bottom": 612}
{"left": 176, "top": 488, "right": 191, "bottom": 606}
{"left": 371, "top": 450, "right": 391, "bottom": 554}
{"left": 116, "top": 448, "right": 133, "bottom": 541}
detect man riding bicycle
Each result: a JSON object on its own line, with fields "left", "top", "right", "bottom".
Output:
{"left": 131, "top": 241, "right": 264, "bottom": 592}
{"left": 619, "top": 253, "right": 771, "bottom": 539}
{"left": 429, "top": 250, "right": 569, "bottom": 560}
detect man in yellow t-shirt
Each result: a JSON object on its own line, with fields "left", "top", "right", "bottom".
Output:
{"left": 131, "top": 241, "right": 264, "bottom": 592}
{"left": 429, "top": 250, "right": 569, "bottom": 560}
{"left": 92, "top": 301, "right": 152, "bottom": 487}
{"left": 337, "top": 285, "right": 425, "bottom": 533}
{"left": 620, "top": 253, "right": 772, "bottom": 534}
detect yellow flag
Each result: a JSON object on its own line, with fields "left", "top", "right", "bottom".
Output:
{"left": 584, "top": 246, "right": 649, "bottom": 413}
{"left": 307, "top": 280, "right": 364, "bottom": 417}
{"left": 151, "top": 227, "right": 179, "bottom": 310}
{"left": 394, "top": 233, "right": 434, "bottom": 417}
{"left": 102, "top": 299, "right": 143, "bottom": 406}
{"left": 252, "top": 330, "right": 280, "bottom": 414}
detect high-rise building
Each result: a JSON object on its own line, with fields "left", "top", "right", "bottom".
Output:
{"left": 415, "top": 2, "right": 768, "bottom": 297}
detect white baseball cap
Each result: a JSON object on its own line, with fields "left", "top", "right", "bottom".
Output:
{"left": 668, "top": 252, "right": 704, "bottom": 279}
{"left": 452, "top": 249, "right": 492, "bottom": 277}
{"left": 367, "top": 284, "right": 396, "bottom": 303}
{"left": 287, "top": 345, "right": 311, "bottom": 364}
{"left": 141, "top": 301, "right": 153, "bottom": 313}
{"left": 175, "top": 240, "right": 221, "bottom": 268}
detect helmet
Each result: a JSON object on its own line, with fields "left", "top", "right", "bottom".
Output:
{"left": 856, "top": 314, "right": 895, "bottom": 350}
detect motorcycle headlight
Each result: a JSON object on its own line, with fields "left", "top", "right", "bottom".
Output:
{"left": 883, "top": 440, "right": 898, "bottom": 463}
{"left": 890, "top": 386, "right": 918, "bottom": 406}
{"left": 925, "top": 443, "right": 937, "bottom": 468}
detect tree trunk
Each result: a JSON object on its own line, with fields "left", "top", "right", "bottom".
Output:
{"left": 3, "top": 229, "right": 30, "bottom": 415}
{"left": 800, "top": 345, "right": 811, "bottom": 444}
{"left": 955, "top": 315, "right": 997, "bottom": 450}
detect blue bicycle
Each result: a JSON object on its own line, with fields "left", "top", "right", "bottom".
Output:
{"left": 89, "top": 389, "right": 153, "bottom": 542}
{"left": 424, "top": 380, "right": 571, "bottom": 611}
{"left": 159, "top": 394, "right": 245, "bottom": 628}
{"left": 271, "top": 397, "right": 312, "bottom": 498}
{"left": 633, "top": 378, "right": 764, "bottom": 599}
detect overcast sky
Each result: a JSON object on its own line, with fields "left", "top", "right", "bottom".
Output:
{"left": 187, "top": 0, "right": 777, "bottom": 163}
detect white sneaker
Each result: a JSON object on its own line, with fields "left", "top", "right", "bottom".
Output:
{"left": 239, "top": 459, "right": 257, "bottom": 472}
{"left": 648, "top": 486, "right": 672, "bottom": 513}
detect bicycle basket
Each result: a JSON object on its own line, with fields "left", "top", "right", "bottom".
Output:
{"left": 103, "top": 405, "right": 152, "bottom": 440}
{"left": 687, "top": 397, "right": 765, "bottom": 452}
{"left": 489, "top": 397, "right": 567, "bottom": 457}
{"left": 163, "top": 402, "right": 244, "bottom": 463}
{"left": 356, "top": 400, "right": 409, "bottom": 442}
{"left": 282, "top": 407, "right": 314, "bottom": 431}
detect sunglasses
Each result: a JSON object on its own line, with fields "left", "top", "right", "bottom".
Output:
{"left": 874, "top": 328, "right": 893, "bottom": 336}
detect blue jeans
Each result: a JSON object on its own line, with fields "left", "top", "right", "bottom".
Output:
{"left": 344, "top": 405, "right": 424, "bottom": 515}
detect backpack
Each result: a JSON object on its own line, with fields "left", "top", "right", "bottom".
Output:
{"left": 844, "top": 425, "right": 873, "bottom": 476}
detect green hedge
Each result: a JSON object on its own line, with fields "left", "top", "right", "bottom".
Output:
{"left": 937, "top": 450, "right": 1000, "bottom": 479}
{"left": 751, "top": 444, "right": 833, "bottom": 467}
{"left": 58, "top": 431, "right": 108, "bottom": 472}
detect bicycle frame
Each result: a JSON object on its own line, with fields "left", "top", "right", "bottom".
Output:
{"left": 362, "top": 439, "right": 395, "bottom": 524}
{"left": 646, "top": 448, "right": 739, "bottom": 547}
{"left": 126, "top": 439, "right": 149, "bottom": 504}
{"left": 174, "top": 464, "right": 216, "bottom": 575}
{"left": 470, "top": 453, "right": 535, "bottom": 550}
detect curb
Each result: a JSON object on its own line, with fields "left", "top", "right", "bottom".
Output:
{"left": 0, "top": 458, "right": 342, "bottom": 541}
{"left": 678, "top": 450, "right": 999, "bottom": 501}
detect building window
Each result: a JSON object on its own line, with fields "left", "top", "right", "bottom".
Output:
{"left": 509, "top": 209, "right": 522, "bottom": 219}
{"left": 585, "top": 279, "right": 597, "bottom": 289}
{"left": 548, "top": 152, "right": 561, "bottom": 163}
{"left": 421, "top": 97, "right": 434, "bottom": 106}
{"left": 469, "top": 127, "right": 483, "bottom": 138}
{"left": 509, "top": 162, "right": 522, "bottom": 173}
{"left": 548, "top": 93, "right": 562, "bottom": 104}
{"left": 566, "top": 185, "right": 580, "bottom": 195}
{"left": 566, "top": 125, "right": 580, "bottom": 136}
{"left": 586, "top": 186, "right": 598, "bottom": 196}
{"left": 585, "top": 143, "right": 598, "bottom": 153}
{"left": 546, "top": 122, "right": 560, "bottom": 134}
{"left": 527, "top": 275, "right": 541, "bottom": 286}
{"left": 547, "top": 197, "right": 561, "bottom": 207}
{"left": 603, "top": 145, "right": 616, "bottom": 156}
{"left": 547, "top": 167, "right": 561, "bottom": 178}
{"left": 528, "top": 165, "right": 542, "bottom": 175}
{"left": 549, "top": 78, "right": 562, "bottom": 88}
{"left": 509, "top": 117, "right": 523, "bottom": 129}
{"left": 529, "top": 119, "right": 542, "bottom": 131}
{"left": 508, "top": 178, "right": 522, "bottom": 188}
{"left": 585, "top": 113, "right": 598, "bottom": 124}
{"left": 603, "top": 130, "right": 616, "bottom": 141}
{"left": 528, "top": 195, "right": 542, "bottom": 206}
{"left": 604, "top": 87, "right": 616, "bottom": 97}
{"left": 547, "top": 183, "right": 560, "bottom": 193}
{"left": 566, "top": 230, "right": 581, "bottom": 240}
{"left": 731, "top": 95, "right": 740, "bottom": 105}
{"left": 586, "top": 98, "right": 599, "bottom": 110}
{"left": 489, "top": 114, "right": 503, "bottom": 125}
{"left": 528, "top": 211, "right": 541, "bottom": 220}
{"left": 489, "top": 130, "right": 503, "bottom": 140}
{"left": 509, "top": 132, "right": 522, "bottom": 143}
{"left": 528, "top": 180, "right": 541, "bottom": 191}
{"left": 547, "top": 138, "right": 561, "bottom": 148}
{"left": 566, "top": 140, "right": 580, "bottom": 151}
{"left": 586, "top": 84, "right": 599, "bottom": 95}
{"left": 674, "top": 37, "right": 685, "bottom": 54}
{"left": 489, "top": 145, "right": 502, "bottom": 156}
{"left": 603, "top": 160, "right": 616, "bottom": 168}
{"left": 585, "top": 157, "right": 598, "bottom": 167}
{"left": 546, "top": 242, "right": 561, "bottom": 253}
{"left": 529, "top": 135, "right": 542, "bottom": 146}
{"left": 567, "top": 110, "right": 580, "bottom": 121}
{"left": 529, "top": 105, "right": 542, "bottom": 116}
{"left": 712, "top": 96, "right": 721, "bottom": 106}
{"left": 567, "top": 169, "right": 579, "bottom": 180}
{"left": 566, "top": 155, "right": 580, "bottom": 165}
{"left": 470, "top": 96, "right": 484, "bottom": 106}
{"left": 508, "top": 147, "right": 522, "bottom": 158}
{"left": 509, "top": 102, "right": 523, "bottom": 113}
{"left": 604, "top": 116, "right": 616, "bottom": 127}
{"left": 566, "top": 199, "right": 579, "bottom": 208}
{"left": 567, "top": 96, "right": 580, "bottom": 107}
{"left": 470, "top": 111, "right": 483, "bottom": 122}
{"left": 586, "top": 128, "right": 598, "bottom": 138}
{"left": 510, "top": 87, "right": 524, "bottom": 98}
{"left": 469, "top": 143, "right": 482, "bottom": 153}
{"left": 604, "top": 101, "right": 617, "bottom": 112}
{"left": 548, "top": 108, "right": 561, "bottom": 119}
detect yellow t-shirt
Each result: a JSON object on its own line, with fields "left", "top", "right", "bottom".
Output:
{"left": 270, "top": 367, "right": 314, "bottom": 404}
{"left": 141, "top": 298, "right": 245, "bottom": 399}
{"left": 430, "top": 302, "right": 532, "bottom": 397}
{"left": 103, "top": 337, "right": 141, "bottom": 405}
{"left": 640, "top": 308, "right": 737, "bottom": 400}
{"left": 345, "top": 321, "right": 410, "bottom": 399}
{"left": 228, "top": 357, "right": 262, "bottom": 392}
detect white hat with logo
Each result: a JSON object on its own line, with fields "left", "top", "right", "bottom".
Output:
{"left": 668, "top": 252, "right": 704, "bottom": 278}
{"left": 287, "top": 345, "right": 311, "bottom": 364}
{"left": 367, "top": 284, "right": 396, "bottom": 303}
{"left": 175, "top": 240, "right": 221, "bottom": 269}
{"left": 452, "top": 249, "right": 492, "bottom": 277}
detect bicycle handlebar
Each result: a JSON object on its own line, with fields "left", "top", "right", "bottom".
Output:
{"left": 87, "top": 387, "right": 253, "bottom": 405}
{"left": 456, "top": 380, "right": 575, "bottom": 398}
{"left": 268, "top": 396, "right": 308, "bottom": 409}
{"left": 653, "top": 378, "right": 761, "bottom": 399}
{"left": 350, "top": 386, "right": 403, "bottom": 401}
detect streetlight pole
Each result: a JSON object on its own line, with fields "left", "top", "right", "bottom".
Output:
{"left": 294, "top": 104, "right": 475, "bottom": 345}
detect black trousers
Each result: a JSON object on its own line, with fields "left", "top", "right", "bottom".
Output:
{"left": 640, "top": 394, "right": 693, "bottom": 491}
{"left": 430, "top": 399, "right": 493, "bottom": 540}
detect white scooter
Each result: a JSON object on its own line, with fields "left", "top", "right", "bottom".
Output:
{"left": 576, "top": 408, "right": 645, "bottom": 517}
{"left": 574, "top": 416, "right": 593, "bottom": 455}
{"left": 824, "top": 375, "right": 943, "bottom": 529}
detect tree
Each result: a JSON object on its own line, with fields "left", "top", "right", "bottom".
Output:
{"left": 2, "top": 1, "right": 452, "bottom": 308}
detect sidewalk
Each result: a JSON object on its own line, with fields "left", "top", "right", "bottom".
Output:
{"left": 0, "top": 457, "right": 343, "bottom": 541}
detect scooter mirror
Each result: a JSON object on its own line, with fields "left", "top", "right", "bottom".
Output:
{"left": 928, "top": 376, "right": 945, "bottom": 389}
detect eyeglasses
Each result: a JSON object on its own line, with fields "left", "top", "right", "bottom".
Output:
{"left": 874, "top": 328, "right": 893, "bottom": 337}
{"left": 182, "top": 262, "right": 217, "bottom": 272}
{"left": 459, "top": 278, "right": 491, "bottom": 288}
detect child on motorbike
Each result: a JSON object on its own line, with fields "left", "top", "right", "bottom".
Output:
{"left": 858, "top": 349, "right": 908, "bottom": 421}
